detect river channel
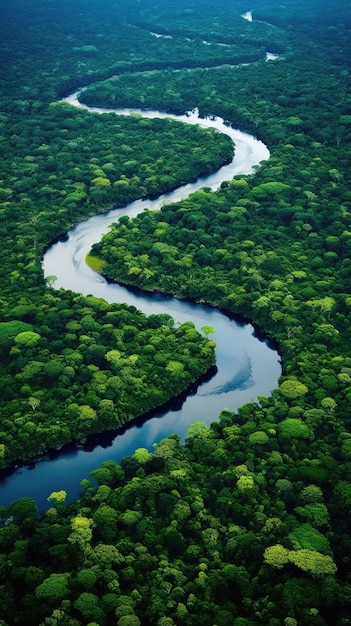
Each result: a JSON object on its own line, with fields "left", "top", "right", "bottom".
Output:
{"left": 0, "top": 93, "right": 281, "bottom": 511}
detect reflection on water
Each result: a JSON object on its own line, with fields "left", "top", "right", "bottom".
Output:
{"left": 204, "top": 352, "right": 254, "bottom": 395}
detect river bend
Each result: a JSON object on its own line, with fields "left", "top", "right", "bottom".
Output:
{"left": 0, "top": 92, "right": 281, "bottom": 510}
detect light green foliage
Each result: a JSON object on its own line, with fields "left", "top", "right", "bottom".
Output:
{"left": 68, "top": 516, "right": 94, "bottom": 548}
{"left": 47, "top": 490, "right": 67, "bottom": 504}
{"left": 320, "top": 397, "right": 337, "bottom": 412}
{"left": 93, "top": 543, "right": 124, "bottom": 567}
{"left": 300, "top": 485, "right": 324, "bottom": 503}
{"left": 78, "top": 405, "right": 97, "bottom": 421}
{"left": 85, "top": 253, "right": 105, "bottom": 273}
{"left": 307, "top": 296, "right": 335, "bottom": 315}
{"left": 165, "top": 360, "right": 184, "bottom": 374}
{"left": 0, "top": 321, "right": 33, "bottom": 350}
{"left": 248, "top": 430, "right": 269, "bottom": 444}
{"left": 264, "top": 544, "right": 290, "bottom": 569}
{"left": 91, "top": 176, "right": 111, "bottom": 187}
{"left": 250, "top": 182, "right": 291, "bottom": 199}
{"left": 132, "top": 448, "right": 153, "bottom": 464}
{"left": 170, "top": 468, "right": 188, "bottom": 479}
{"left": 277, "top": 418, "right": 310, "bottom": 439}
{"left": 265, "top": 544, "right": 336, "bottom": 577}
{"left": 187, "top": 421, "right": 210, "bottom": 438}
{"left": 263, "top": 517, "right": 284, "bottom": 534}
{"left": 13, "top": 331, "right": 41, "bottom": 347}
{"left": 288, "top": 549, "right": 337, "bottom": 577}
{"left": 278, "top": 379, "right": 309, "bottom": 399}
{"left": 201, "top": 325, "right": 216, "bottom": 338}
{"left": 28, "top": 396, "right": 41, "bottom": 411}
{"left": 237, "top": 475, "right": 255, "bottom": 492}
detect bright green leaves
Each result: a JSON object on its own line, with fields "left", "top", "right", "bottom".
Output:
{"left": 13, "top": 331, "right": 41, "bottom": 348}
{"left": 278, "top": 379, "right": 309, "bottom": 400}
{"left": 200, "top": 325, "right": 216, "bottom": 339}
{"left": 277, "top": 418, "right": 310, "bottom": 439}
{"left": 288, "top": 549, "right": 337, "bottom": 576}
{"left": 237, "top": 475, "right": 255, "bottom": 492}
{"left": 248, "top": 430, "right": 269, "bottom": 444}
{"left": 132, "top": 448, "right": 153, "bottom": 464}
{"left": 264, "top": 544, "right": 337, "bottom": 577}
{"left": 0, "top": 321, "right": 33, "bottom": 351}
{"left": 68, "top": 515, "right": 94, "bottom": 549}
{"left": 264, "top": 544, "right": 290, "bottom": 569}
{"left": 250, "top": 181, "right": 291, "bottom": 199}
{"left": 47, "top": 490, "right": 67, "bottom": 504}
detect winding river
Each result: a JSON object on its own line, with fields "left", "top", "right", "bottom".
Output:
{"left": 0, "top": 92, "right": 281, "bottom": 511}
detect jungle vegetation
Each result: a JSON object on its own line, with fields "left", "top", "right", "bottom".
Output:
{"left": 0, "top": 0, "right": 351, "bottom": 624}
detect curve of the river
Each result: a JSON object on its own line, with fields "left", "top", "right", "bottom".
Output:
{"left": 0, "top": 92, "right": 281, "bottom": 511}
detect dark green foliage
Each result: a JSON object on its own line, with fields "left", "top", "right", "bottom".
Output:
{"left": 1, "top": 0, "right": 351, "bottom": 624}
{"left": 0, "top": 292, "right": 215, "bottom": 467}
{"left": 0, "top": 321, "right": 33, "bottom": 353}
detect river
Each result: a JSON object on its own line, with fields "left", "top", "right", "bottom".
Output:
{"left": 0, "top": 93, "right": 281, "bottom": 511}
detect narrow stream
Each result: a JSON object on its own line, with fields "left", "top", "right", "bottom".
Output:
{"left": 0, "top": 93, "right": 281, "bottom": 511}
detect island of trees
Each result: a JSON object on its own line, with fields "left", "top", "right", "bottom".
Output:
{"left": 0, "top": 0, "right": 351, "bottom": 624}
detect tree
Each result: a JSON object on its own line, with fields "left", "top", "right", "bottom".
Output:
{"left": 187, "top": 421, "right": 211, "bottom": 438}
{"left": 248, "top": 430, "right": 269, "bottom": 444}
{"left": 35, "top": 573, "right": 70, "bottom": 602}
{"left": 117, "top": 617, "right": 141, "bottom": 626}
{"left": 250, "top": 181, "right": 291, "bottom": 199}
{"left": 132, "top": 448, "right": 153, "bottom": 464}
{"left": 288, "top": 549, "right": 337, "bottom": 577}
{"left": 299, "top": 485, "right": 324, "bottom": 503}
{"left": 277, "top": 419, "right": 310, "bottom": 439}
{"left": 288, "top": 523, "right": 331, "bottom": 554}
{"left": 28, "top": 396, "right": 41, "bottom": 411}
{"left": 76, "top": 569, "right": 97, "bottom": 589}
{"left": 8, "top": 497, "right": 39, "bottom": 523}
{"left": 295, "top": 503, "right": 330, "bottom": 528}
{"left": 263, "top": 544, "right": 290, "bottom": 569}
{"left": 47, "top": 490, "right": 67, "bottom": 505}
{"left": 237, "top": 475, "right": 255, "bottom": 492}
{"left": 122, "top": 510, "right": 142, "bottom": 527}
{"left": 68, "top": 516, "right": 94, "bottom": 549}
{"left": 13, "top": 331, "right": 41, "bottom": 347}
{"left": 201, "top": 325, "right": 216, "bottom": 339}
{"left": 278, "top": 380, "right": 309, "bottom": 400}
{"left": 73, "top": 593, "right": 105, "bottom": 622}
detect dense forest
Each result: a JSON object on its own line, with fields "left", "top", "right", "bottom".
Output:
{"left": 1, "top": 0, "right": 351, "bottom": 624}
